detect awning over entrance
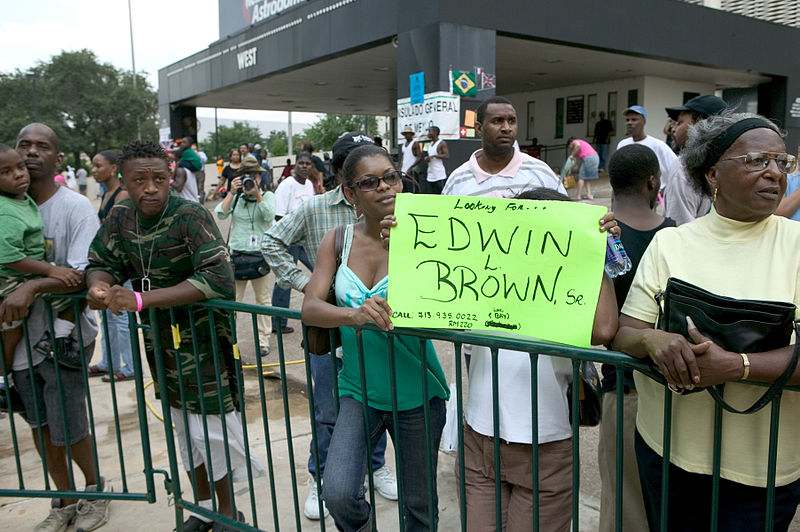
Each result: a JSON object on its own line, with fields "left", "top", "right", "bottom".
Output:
{"left": 159, "top": 0, "right": 800, "bottom": 150}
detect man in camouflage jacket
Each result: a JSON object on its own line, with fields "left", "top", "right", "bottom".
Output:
{"left": 86, "top": 140, "right": 263, "bottom": 529}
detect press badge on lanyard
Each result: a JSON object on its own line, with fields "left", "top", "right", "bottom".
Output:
{"left": 249, "top": 234, "right": 258, "bottom": 248}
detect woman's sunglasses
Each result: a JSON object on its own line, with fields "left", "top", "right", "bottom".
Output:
{"left": 349, "top": 170, "right": 407, "bottom": 191}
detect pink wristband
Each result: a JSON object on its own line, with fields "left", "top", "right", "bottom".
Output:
{"left": 134, "top": 291, "right": 143, "bottom": 312}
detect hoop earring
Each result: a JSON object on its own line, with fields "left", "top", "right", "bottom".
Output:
{"left": 713, "top": 187, "right": 718, "bottom": 203}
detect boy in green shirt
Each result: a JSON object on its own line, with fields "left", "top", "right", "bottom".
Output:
{"left": 0, "top": 145, "right": 80, "bottom": 376}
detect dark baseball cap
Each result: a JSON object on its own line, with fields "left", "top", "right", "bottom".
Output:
{"left": 331, "top": 131, "right": 374, "bottom": 172}
{"left": 666, "top": 95, "right": 727, "bottom": 121}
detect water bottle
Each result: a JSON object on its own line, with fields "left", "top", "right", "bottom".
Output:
{"left": 605, "top": 233, "right": 632, "bottom": 278}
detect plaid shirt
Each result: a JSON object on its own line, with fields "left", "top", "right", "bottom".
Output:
{"left": 262, "top": 185, "right": 357, "bottom": 291}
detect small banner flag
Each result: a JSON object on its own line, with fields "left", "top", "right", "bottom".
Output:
{"left": 452, "top": 71, "right": 477, "bottom": 97}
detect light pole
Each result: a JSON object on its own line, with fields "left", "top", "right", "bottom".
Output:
{"left": 25, "top": 72, "right": 40, "bottom": 122}
{"left": 214, "top": 108, "right": 219, "bottom": 156}
{"left": 128, "top": 0, "right": 141, "bottom": 140}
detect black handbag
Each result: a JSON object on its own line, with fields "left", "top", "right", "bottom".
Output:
{"left": 304, "top": 226, "right": 345, "bottom": 355}
{"left": 230, "top": 250, "right": 270, "bottom": 280}
{"left": 567, "top": 360, "right": 602, "bottom": 426}
{"left": 654, "top": 277, "right": 800, "bottom": 414}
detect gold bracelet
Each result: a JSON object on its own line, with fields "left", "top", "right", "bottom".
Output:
{"left": 740, "top": 352, "right": 750, "bottom": 380}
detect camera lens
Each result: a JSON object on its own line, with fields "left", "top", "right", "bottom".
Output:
{"left": 242, "top": 175, "right": 256, "bottom": 190}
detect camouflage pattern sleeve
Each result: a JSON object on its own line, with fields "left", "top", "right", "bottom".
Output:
{"left": 86, "top": 206, "right": 132, "bottom": 286}
{"left": 181, "top": 203, "right": 235, "bottom": 300}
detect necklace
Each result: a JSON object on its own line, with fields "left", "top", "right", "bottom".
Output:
{"left": 134, "top": 205, "right": 169, "bottom": 292}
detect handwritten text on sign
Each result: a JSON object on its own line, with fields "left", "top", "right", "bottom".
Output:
{"left": 387, "top": 194, "right": 607, "bottom": 346}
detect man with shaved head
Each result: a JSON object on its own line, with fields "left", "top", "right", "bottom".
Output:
{"left": 1, "top": 123, "right": 107, "bottom": 531}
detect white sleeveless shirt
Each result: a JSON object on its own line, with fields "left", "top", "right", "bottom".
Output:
{"left": 427, "top": 139, "right": 447, "bottom": 182}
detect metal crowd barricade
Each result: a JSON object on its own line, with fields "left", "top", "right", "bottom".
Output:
{"left": 0, "top": 294, "right": 158, "bottom": 505}
{"left": 2, "top": 295, "right": 795, "bottom": 531}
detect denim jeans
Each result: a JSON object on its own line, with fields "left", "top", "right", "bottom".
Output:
{"left": 272, "top": 245, "right": 313, "bottom": 329}
{"left": 97, "top": 281, "right": 134, "bottom": 376}
{"left": 596, "top": 143, "right": 610, "bottom": 171}
{"left": 307, "top": 353, "right": 386, "bottom": 480}
{"left": 635, "top": 430, "right": 800, "bottom": 532}
{"left": 323, "top": 395, "right": 446, "bottom": 532}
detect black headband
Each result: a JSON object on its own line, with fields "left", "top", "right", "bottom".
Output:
{"left": 705, "top": 117, "right": 775, "bottom": 168}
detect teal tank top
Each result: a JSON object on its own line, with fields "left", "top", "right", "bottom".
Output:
{"left": 334, "top": 224, "right": 449, "bottom": 410}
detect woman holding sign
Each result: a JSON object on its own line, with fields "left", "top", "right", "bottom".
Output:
{"left": 613, "top": 111, "right": 800, "bottom": 531}
{"left": 302, "top": 144, "right": 450, "bottom": 531}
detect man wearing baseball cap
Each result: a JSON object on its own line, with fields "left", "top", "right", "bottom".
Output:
{"left": 261, "top": 131, "right": 397, "bottom": 520}
{"left": 616, "top": 105, "right": 677, "bottom": 191}
{"left": 664, "top": 95, "right": 728, "bottom": 225}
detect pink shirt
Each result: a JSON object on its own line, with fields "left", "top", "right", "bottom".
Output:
{"left": 572, "top": 139, "right": 597, "bottom": 160}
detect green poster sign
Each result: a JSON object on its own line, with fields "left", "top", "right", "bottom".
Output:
{"left": 387, "top": 194, "right": 608, "bottom": 347}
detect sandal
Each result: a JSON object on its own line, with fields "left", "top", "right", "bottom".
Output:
{"left": 88, "top": 365, "right": 108, "bottom": 377}
{"left": 102, "top": 372, "right": 133, "bottom": 382}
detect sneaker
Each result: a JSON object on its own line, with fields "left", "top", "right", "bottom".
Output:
{"left": 303, "top": 478, "right": 329, "bottom": 520}
{"left": 34, "top": 500, "right": 77, "bottom": 532}
{"left": 371, "top": 465, "right": 398, "bottom": 501}
{"left": 73, "top": 479, "right": 112, "bottom": 532}
{"left": 212, "top": 511, "right": 245, "bottom": 531}
{"left": 175, "top": 516, "right": 213, "bottom": 532}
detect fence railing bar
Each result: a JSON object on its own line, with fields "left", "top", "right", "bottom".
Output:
{"left": 254, "top": 312, "right": 282, "bottom": 532}
{"left": 273, "top": 316, "right": 303, "bottom": 530}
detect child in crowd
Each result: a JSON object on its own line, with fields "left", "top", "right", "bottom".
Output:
{"left": 0, "top": 144, "right": 81, "bottom": 375}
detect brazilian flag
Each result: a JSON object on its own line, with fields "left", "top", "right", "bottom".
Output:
{"left": 452, "top": 71, "right": 477, "bottom": 97}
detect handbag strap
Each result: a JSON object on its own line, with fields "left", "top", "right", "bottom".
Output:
{"left": 705, "top": 320, "right": 800, "bottom": 415}
{"left": 326, "top": 225, "right": 346, "bottom": 298}
{"left": 224, "top": 193, "right": 242, "bottom": 247}
{"left": 334, "top": 225, "right": 345, "bottom": 271}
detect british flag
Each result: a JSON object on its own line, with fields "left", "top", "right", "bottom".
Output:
{"left": 482, "top": 72, "right": 496, "bottom": 89}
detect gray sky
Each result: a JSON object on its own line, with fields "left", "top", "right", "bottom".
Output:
{"left": 0, "top": 0, "right": 318, "bottom": 123}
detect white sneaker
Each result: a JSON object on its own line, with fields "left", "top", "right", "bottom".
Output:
{"left": 303, "top": 478, "right": 329, "bottom": 520}
{"left": 34, "top": 501, "right": 77, "bottom": 532}
{"left": 370, "top": 465, "right": 398, "bottom": 501}
{"left": 73, "top": 479, "right": 112, "bottom": 532}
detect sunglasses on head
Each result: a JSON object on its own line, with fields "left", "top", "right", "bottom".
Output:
{"left": 349, "top": 170, "right": 406, "bottom": 191}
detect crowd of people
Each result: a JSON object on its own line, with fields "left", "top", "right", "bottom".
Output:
{"left": 2, "top": 89, "right": 800, "bottom": 532}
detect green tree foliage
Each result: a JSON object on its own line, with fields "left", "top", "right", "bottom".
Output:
{"left": 264, "top": 129, "right": 303, "bottom": 157}
{"left": 200, "top": 121, "right": 266, "bottom": 158}
{"left": 0, "top": 49, "right": 157, "bottom": 165}
{"left": 303, "top": 114, "right": 378, "bottom": 151}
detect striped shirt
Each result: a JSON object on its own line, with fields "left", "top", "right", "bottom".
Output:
{"left": 262, "top": 185, "right": 357, "bottom": 292}
{"left": 442, "top": 148, "right": 565, "bottom": 198}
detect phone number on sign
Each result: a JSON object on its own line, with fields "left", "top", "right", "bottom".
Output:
{"left": 414, "top": 311, "right": 477, "bottom": 328}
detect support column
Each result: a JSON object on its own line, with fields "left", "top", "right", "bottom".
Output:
{"left": 169, "top": 105, "right": 199, "bottom": 142}
{"left": 397, "top": 23, "right": 496, "bottom": 175}
{"left": 765, "top": 78, "right": 800, "bottom": 154}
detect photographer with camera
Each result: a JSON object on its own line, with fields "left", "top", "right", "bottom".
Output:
{"left": 215, "top": 155, "right": 276, "bottom": 358}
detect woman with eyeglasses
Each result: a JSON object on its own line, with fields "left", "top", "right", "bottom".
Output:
{"left": 612, "top": 111, "right": 800, "bottom": 531}
{"left": 302, "top": 144, "right": 449, "bottom": 531}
